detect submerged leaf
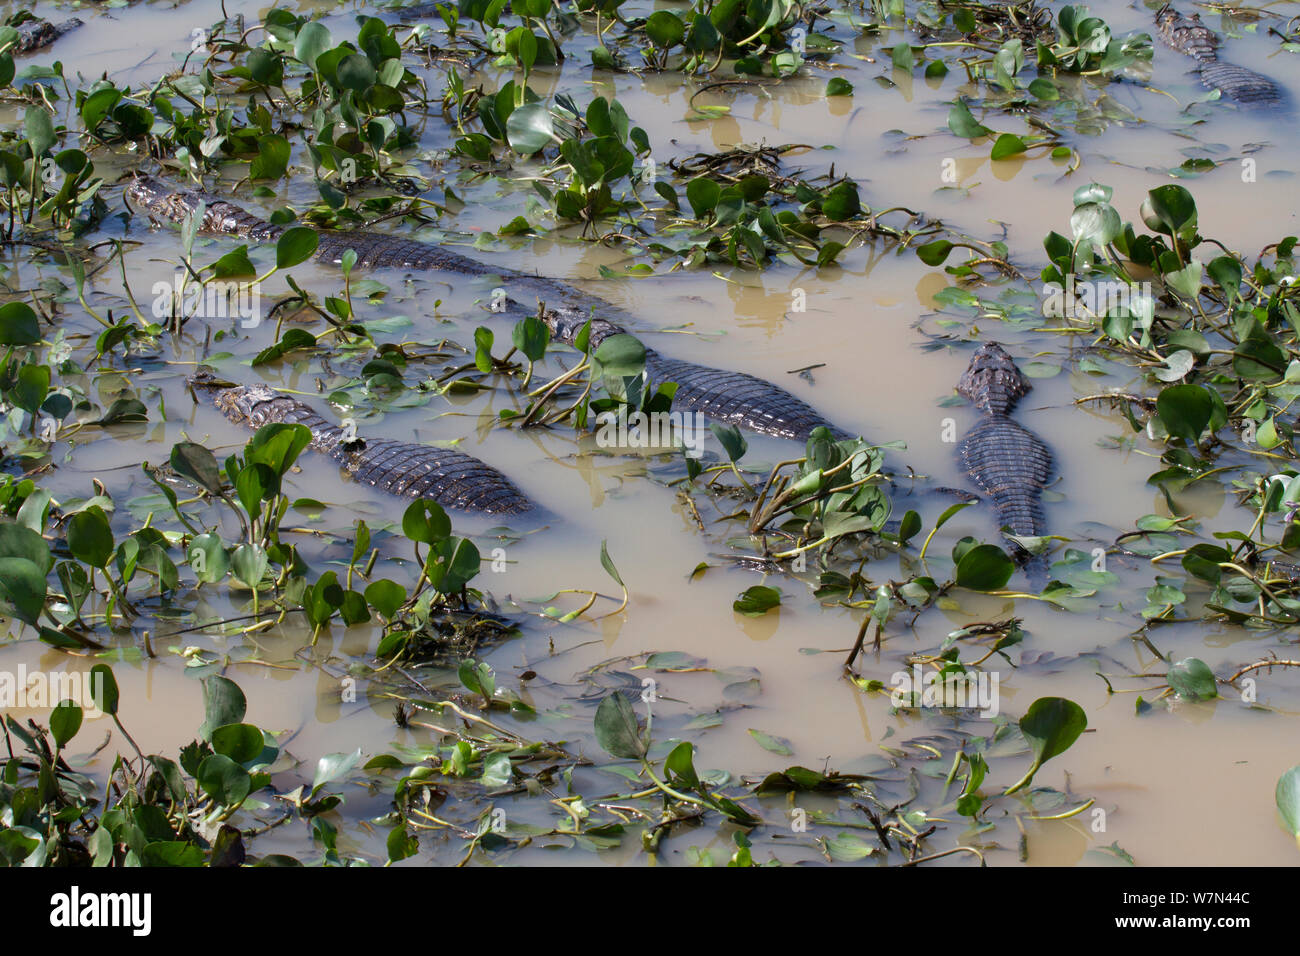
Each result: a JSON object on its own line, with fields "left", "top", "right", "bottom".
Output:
{"left": 594, "top": 692, "right": 647, "bottom": 760}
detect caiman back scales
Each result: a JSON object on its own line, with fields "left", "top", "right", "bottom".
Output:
{"left": 956, "top": 343, "right": 1053, "bottom": 577}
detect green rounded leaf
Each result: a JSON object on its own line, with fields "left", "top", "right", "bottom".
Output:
{"left": 199, "top": 675, "right": 247, "bottom": 741}
{"left": 990, "top": 133, "right": 1027, "bottom": 161}
{"left": 13, "top": 364, "right": 49, "bottom": 414}
{"left": 197, "top": 754, "right": 252, "bottom": 805}
{"left": 511, "top": 315, "right": 550, "bottom": 362}
{"left": 246, "top": 424, "right": 312, "bottom": 480}
{"left": 1167, "top": 657, "right": 1218, "bottom": 700}
{"left": 231, "top": 543, "right": 269, "bottom": 589}
{"left": 954, "top": 544, "right": 1015, "bottom": 591}
{"left": 235, "top": 462, "right": 275, "bottom": 518}
{"left": 312, "top": 747, "right": 362, "bottom": 795}
{"left": 337, "top": 52, "right": 376, "bottom": 91}
{"left": 90, "top": 664, "right": 119, "bottom": 716}
{"left": 1005, "top": 696, "right": 1088, "bottom": 794}
{"left": 947, "top": 98, "right": 992, "bottom": 139}
{"left": 664, "top": 741, "right": 700, "bottom": 789}
{"left": 709, "top": 422, "right": 748, "bottom": 463}
{"left": 592, "top": 333, "right": 646, "bottom": 378}
{"left": 143, "top": 841, "right": 205, "bottom": 867}
{"left": 67, "top": 506, "right": 114, "bottom": 569}
{"left": 364, "top": 578, "right": 407, "bottom": 619}
{"left": 916, "top": 240, "right": 954, "bottom": 266}
{"left": 0, "top": 557, "right": 45, "bottom": 625}
{"left": 211, "top": 723, "right": 266, "bottom": 764}
{"left": 387, "top": 827, "right": 418, "bottom": 862}
{"left": 402, "top": 499, "right": 451, "bottom": 545}
{"left": 733, "top": 585, "right": 781, "bottom": 616}
{"left": 294, "top": 21, "right": 333, "bottom": 70}
{"left": 170, "top": 442, "right": 223, "bottom": 494}
{"left": 426, "top": 537, "right": 480, "bottom": 594}
{"left": 645, "top": 10, "right": 686, "bottom": 47}
{"left": 1156, "top": 383, "right": 1214, "bottom": 444}
{"left": 188, "top": 533, "right": 230, "bottom": 584}
{"left": 250, "top": 134, "right": 291, "bottom": 180}
{"left": 1143, "top": 183, "right": 1197, "bottom": 237}
{"left": 685, "top": 177, "right": 721, "bottom": 219}
{"left": 505, "top": 101, "right": 554, "bottom": 156}
{"left": 0, "top": 302, "right": 40, "bottom": 345}
{"left": 50, "top": 700, "right": 82, "bottom": 749}
{"left": 1207, "top": 255, "right": 1242, "bottom": 297}
{"left": 821, "top": 182, "right": 860, "bottom": 221}
{"left": 275, "top": 227, "right": 320, "bottom": 269}
{"left": 25, "top": 106, "right": 55, "bottom": 156}
{"left": 1070, "top": 201, "right": 1121, "bottom": 249}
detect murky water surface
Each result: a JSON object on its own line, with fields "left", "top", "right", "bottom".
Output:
{"left": 4, "top": 0, "right": 1300, "bottom": 865}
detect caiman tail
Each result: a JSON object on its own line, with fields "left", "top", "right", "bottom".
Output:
{"left": 543, "top": 310, "right": 854, "bottom": 442}
{"left": 955, "top": 343, "right": 1053, "bottom": 583}
{"left": 190, "top": 374, "right": 533, "bottom": 515}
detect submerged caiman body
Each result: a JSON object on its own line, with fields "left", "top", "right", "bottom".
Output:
{"left": 128, "top": 176, "right": 849, "bottom": 442}
{"left": 1155, "top": 4, "right": 1284, "bottom": 107}
{"left": 191, "top": 376, "right": 533, "bottom": 515}
{"left": 10, "top": 18, "right": 83, "bottom": 53}
{"left": 956, "top": 343, "right": 1053, "bottom": 578}
{"left": 543, "top": 315, "right": 852, "bottom": 442}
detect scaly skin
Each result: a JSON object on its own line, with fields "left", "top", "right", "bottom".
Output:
{"left": 1154, "top": 4, "right": 1284, "bottom": 107}
{"left": 1194, "top": 61, "right": 1283, "bottom": 106}
{"left": 955, "top": 343, "right": 1053, "bottom": 577}
{"left": 11, "top": 18, "right": 83, "bottom": 54}
{"left": 191, "top": 376, "right": 533, "bottom": 515}
{"left": 541, "top": 309, "right": 853, "bottom": 441}
{"left": 131, "top": 176, "right": 850, "bottom": 441}
{"left": 1154, "top": 4, "right": 1220, "bottom": 62}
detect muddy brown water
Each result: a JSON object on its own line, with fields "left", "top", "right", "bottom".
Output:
{"left": 3, "top": 0, "right": 1300, "bottom": 864}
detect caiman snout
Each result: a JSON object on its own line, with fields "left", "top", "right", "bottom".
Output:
{"left": 124, "top": 175, "right": 169, "bottom": 212}
{"left": 187, "top": 372, "right": 275, "bottom": 427}
{"left": 125, "top": 174, "right": 210, "bottom": 225}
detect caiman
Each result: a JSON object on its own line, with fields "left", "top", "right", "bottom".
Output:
{"left": 128, "top": 175, "right": 850, "bottom": 442}
{"left": 543, "top": 313, "right": 852, "bottom": 441}
{"left": 955, "top": 343, "right": 1053, "bottom": 579}
{"left": 190, "top": 374, "right": 533, "bottom": 515}
{"left": 1155, "top": 4, "right": 1284, "bottom": 107}
{"left": 10, "top": 18, "right": 84, "bottom": 54}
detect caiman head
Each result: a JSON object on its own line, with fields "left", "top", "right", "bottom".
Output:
{"left": 1154, "top": 3, "right": 1206, "bottom": 28}
{"left": 125, "top": 175, "right": 254, "bottom": 236}
{"left": 125, "top": 175, "right": 206, "bottom": 223}
{"left": 1153, "top": 4, "right": 1218, "bottom": 55}
{"left": 189, "top": 371, "right": 282, "bottom": 427}
{"left": 540, "top": 306, "right": 625, "bottom": 349}
{"left": 956, "top": 342, "right": 1031, "bottom": 416}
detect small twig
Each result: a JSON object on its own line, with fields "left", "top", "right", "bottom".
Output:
{"left": 900, "top": 845, "right": 986, "bottom": 867}
{"left": 1226, "top": 659, "right": 1300, "bottom": 683}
